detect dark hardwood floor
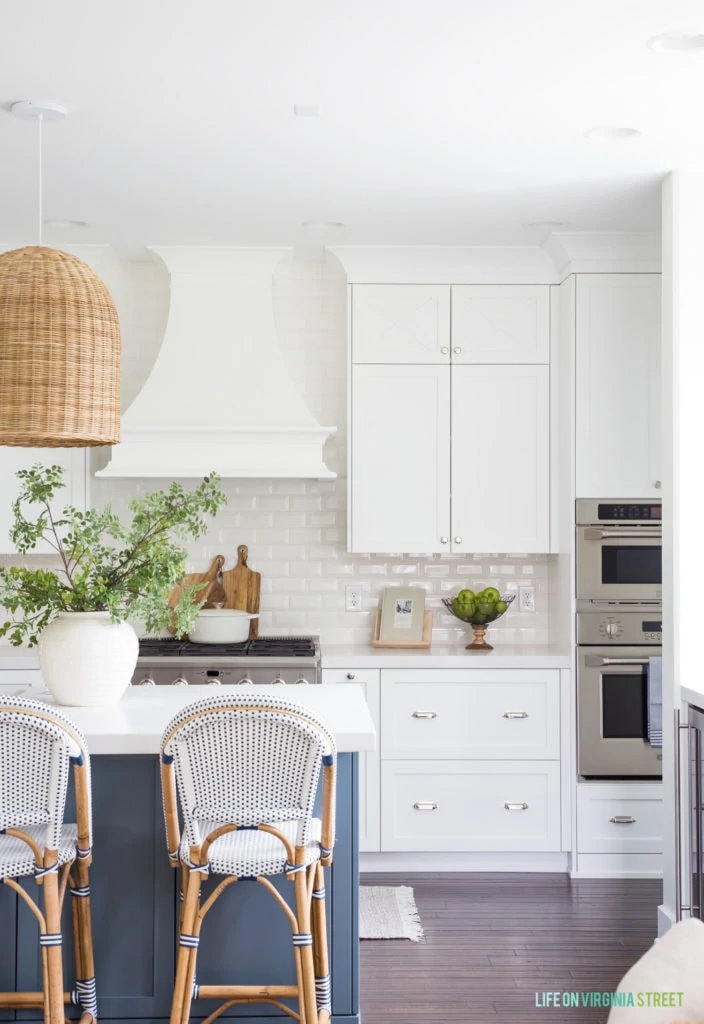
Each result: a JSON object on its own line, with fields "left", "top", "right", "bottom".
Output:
{"left": 360, "top": 872, "right": 662, "bottom": 1023}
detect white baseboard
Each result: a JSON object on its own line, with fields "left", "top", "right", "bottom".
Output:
{"left": 360, "top": 851, "right": 571, "bottom": 873}
{"left": 570, "top": 852, "right": 663, "bottom": 878}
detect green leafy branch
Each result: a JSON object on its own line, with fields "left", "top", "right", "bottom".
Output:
{"left": 0, "top": 465, "right": 227, "bottom": 647}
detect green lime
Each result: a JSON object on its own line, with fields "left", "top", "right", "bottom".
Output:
{"left": 482, "top": 587, "right": 501, "bottom": 603}
{"left": 495, "top": 599, "right": 508, "bottom": 614}
{"left": 457, "top": 589, "right": 475, "bottom": 603}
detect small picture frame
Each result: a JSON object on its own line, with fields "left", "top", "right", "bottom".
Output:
{"left": 378, "top": 586, "right": 426, "bottom": 643}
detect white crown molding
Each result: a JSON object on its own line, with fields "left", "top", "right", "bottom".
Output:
{"left": 542, "top": 231, "right": 661, "bottom": 279}
{"left": 327, "top": 245, "right": 557, "bottom": 284}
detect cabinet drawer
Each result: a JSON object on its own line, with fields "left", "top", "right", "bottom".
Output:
{"left": 577, "top": 783, "right": 662, "bottom": 854}
{"left": 381, "top": 671, "right": 560, "bottom": 759}
{"left": 381, "top": 760, "right": 561, "bottom": 852}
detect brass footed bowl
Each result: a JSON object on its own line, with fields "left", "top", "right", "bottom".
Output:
{"left": 441, "top": 594, "right": 516, "bottom": 650}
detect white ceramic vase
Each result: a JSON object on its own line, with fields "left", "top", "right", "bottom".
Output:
{"left": 39, "top": 611, "right": 139, "bottom": 707}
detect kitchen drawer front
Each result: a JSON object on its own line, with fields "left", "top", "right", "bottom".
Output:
{"left": 381, "top": 760, "right": 561, "bottom": 852}
{"left": 321, "top": 669, "right": 380, "bottom": 852}
{"left": 0, "top": 669, "right": 44, "bottom": 689}
{"left": 380, "top": 670, "right": 560, "bottom": 760}
{"left": 577, "top": 783, "right": 662, "bottom": 854}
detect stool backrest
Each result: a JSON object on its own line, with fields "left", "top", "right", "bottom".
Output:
{"left": 161, "top": 694, "right": 336, "bottom": 848}
{"left": 0, "top": 695, "right": 90, "bottom": 851}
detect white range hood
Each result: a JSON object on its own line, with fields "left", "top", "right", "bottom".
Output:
{"left": 96, "top": 247, "right": 336, "bottom": 478}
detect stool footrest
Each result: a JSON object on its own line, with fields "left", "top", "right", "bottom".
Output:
{"left": 196, "top": 984, "right": 299, "bottom": 999}
{"left": 0, "top": 991, "right": 71, "bottom": 1007}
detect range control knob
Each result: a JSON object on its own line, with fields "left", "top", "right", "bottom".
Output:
{"left": 135, "top": 674, "right": 155, "bottom": 687}
{"left": 172, "top": 675, "right": 189, "bottom": 686}
{"left": 604, "top": 621, "right": 621, "bottom": 639}
{"left": 207, "top": 676, "right": 222, "bottom": 686}
{"left": 272, "top": 673, "right": 286, "bottom": 685}
{"left": 294, "top": 675, "right": 310, "bottom": 685}
{"left": 236, "top": 676, "right": 254, "bottom": 686}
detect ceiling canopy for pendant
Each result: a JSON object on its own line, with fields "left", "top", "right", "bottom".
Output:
{"left": 0, "top": 101, "right": 121, "bottom": 447}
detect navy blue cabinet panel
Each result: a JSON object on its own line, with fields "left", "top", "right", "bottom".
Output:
{"left": 7, "top": 752, "right": 359, "bottom": 1024}
{"left": 16, "top": 755, "right": 175, "bottom": 1020}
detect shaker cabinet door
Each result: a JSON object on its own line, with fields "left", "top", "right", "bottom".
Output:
{"left": 575, "top": 274, "right": 661, "bottom": 498}
{"left": 451, "top": 285, "right": 550, "bottom": 364}
{"left": 351, "top": 284, "right": 450, "bottom": 364}
{"left": 350, "top": 364, "right": 451, "bottom": 553}
{"left": 451, "top": 365, "right": 550, "bottom": 553}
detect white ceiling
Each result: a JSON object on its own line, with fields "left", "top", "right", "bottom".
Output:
{"left": 1, "top": 0, "right": 703, "bottom": 247}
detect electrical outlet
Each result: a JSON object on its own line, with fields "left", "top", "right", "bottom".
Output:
{"left": 345, "top": 584, "right": 363, "bottom": 612}
{"left": 519, "top": 585, "right": 536, "bottom": 613}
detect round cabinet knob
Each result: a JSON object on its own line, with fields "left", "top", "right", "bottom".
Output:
{"left": 654, "top": 480, "right": 662, "bottom": 489}
{"left": 440, "top": 536, "right": 449, "bottom": 544}
{"left": 346, "top": 672, "right": 356, "bottom": 680}
{"left": 453, "top": 346, "right": 462, "bottom": 355}
{"left": 172, "top": 675, "right": 189, "bottom": 687}
{"left": 440, "top": 346, "right": 449, "bottom": 355}
{"left": 454, "top": 536, "right": 462, "bottom": 544}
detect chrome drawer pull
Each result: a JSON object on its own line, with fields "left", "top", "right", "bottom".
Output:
{"left": 504, "top": 802, "right": 529, "bottom": 811}
{"left": 610, "top": 815, "right": 636, "bottom": 824}
{"left": 413, "top": 802, "right": 438, "bottom": 811}
{"left": 412, "top": 711, "right": 437, "bottom": 719}
{"left": 502, "top": 711, "right": 529, "bottom": 719}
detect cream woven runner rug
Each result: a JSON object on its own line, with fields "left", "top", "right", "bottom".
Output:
{"left": 359, "top": 885, "right": 424, "bottom": 942}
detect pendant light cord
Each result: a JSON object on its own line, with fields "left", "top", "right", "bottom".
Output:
{"left": 37, "top": 112, "right": 43, "bottom": 246}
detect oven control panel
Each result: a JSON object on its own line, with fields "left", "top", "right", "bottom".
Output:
{"left": 578, "top": 612, "right": 662, "bottom": 645}
{"left": 597, "top": 503, "right": 661, "bottom": 521}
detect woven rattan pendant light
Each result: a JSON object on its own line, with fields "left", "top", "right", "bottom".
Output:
{"left": 0, "top": 101, "right": 121, "bottom": 447}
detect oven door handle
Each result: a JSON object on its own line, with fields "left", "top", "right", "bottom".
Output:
{"left": 585, "top": 655, "right": 651, "bottom": 667}
{"left": 584, "top": 528, "right": 662, "bottom": 540}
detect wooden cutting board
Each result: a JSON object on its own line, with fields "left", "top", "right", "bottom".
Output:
{"left": 221, "top": 544, "right": 261, "bottom": 639}
{"left": 167, "top": 554, "right": 225, "bottom": 631}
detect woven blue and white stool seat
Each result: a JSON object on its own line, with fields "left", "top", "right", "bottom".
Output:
{"left": 180, "top": 817, "right": 323, "bottom": 877}
{"left": 0, "top": 824, "right": 79, "bottom": 879}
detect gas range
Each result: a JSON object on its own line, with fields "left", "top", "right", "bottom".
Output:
{"left": 132, "top": 635, "right": 321, "bottom": 687}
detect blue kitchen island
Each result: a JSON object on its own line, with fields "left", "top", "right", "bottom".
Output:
{"left": 0, "top": 686, "right": 375, "bottom": 1024}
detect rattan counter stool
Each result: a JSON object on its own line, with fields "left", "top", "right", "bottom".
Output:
{"left": 160, "top": 693, "right": 337, "bottom": 1024}
{"left": 0, "top": 695, "right": 97, "bottom": 1024}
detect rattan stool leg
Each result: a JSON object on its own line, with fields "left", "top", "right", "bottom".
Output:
{"left": 311, "top": 863, "right": 331, "bottom": 1024}
{"left": 71, "top": 860, "right": 98, "bottom": 1023}
{"left": 170, "top": 866, "right": 201, "bottom": 1024}
{"left": 41, "top": 861, "right": 66, "bottom": 1024}
{"left": 293, "top": 865, "right": 317, "bottom": 1024}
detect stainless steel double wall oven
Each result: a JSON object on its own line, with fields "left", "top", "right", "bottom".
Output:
{"left": 576, "top": 500, "right": 662, "bottom": 778}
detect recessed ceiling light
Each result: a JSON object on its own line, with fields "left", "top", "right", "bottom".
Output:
{"left": 293, "top": 104, "right": 321, "bottom": 117}
{"left": 585, "top": 126, "right": 642, "bottom": 141}
{"left": 647, "top": 31, "right": 704, "bottom": 53}
{"left": 44, "top": 219, "right": 89, "bottom": 229}
{"left": 301, "top": 220, "right": 346, "bottom": 230}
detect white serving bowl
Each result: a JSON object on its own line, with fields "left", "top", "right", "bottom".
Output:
{"left": 189, "top": 608, "right": 259, "bottom": 644}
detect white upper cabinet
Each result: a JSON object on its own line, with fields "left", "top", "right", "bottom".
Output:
{"left": 451, "top": 285, "right": 550, "bottom": 364}
{"left": 350, "top": 365, "right": 451, "bottom": 553}
{"left": 351, "top": 284, "right": 450, "bottom": 364}
{"left": 575, "top": 274, "right": 661, "bottom": 499}
{"left": 451, "top": 365, "right": 550, "bottom": 553}
{"left": 0, "top": 449, "right": 88, "bottom": 554}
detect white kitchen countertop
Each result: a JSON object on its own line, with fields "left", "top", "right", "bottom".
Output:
{"left": 1, "top": 684, "right": 376, "bottom": 756}
{"left": 321, "top": 642, "right": 571, "bottom": 669}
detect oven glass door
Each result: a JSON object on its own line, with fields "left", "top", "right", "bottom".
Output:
{"left": 578, "top": 647, "right": 662, "bottom": 777}
{"left": 577, "top": 527, "right": 662, "bottom": 602}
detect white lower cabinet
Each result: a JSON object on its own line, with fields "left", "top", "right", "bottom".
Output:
{"left": 381, "top": 759, "right": 561, "bottom": 852}
{"left": 378, "top": 668, "right": 563, "bottom": 853}
{"left": 577, "top": 782, "right": 662, "bottom": 856}
{"left": 322, "top": 668, "right": 380, "bottom": 852}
